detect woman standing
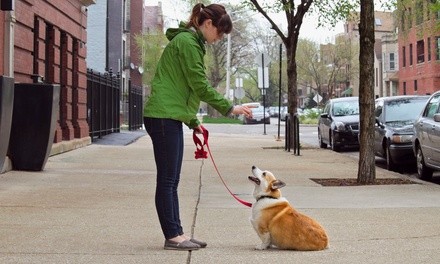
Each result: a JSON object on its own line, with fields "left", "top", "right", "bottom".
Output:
{"left": 143, "top": 3, "right": 253, "bottom": 251}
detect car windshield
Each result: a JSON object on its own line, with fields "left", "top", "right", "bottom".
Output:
{"left": 332, "top": 101, "right": 359, "bottom": 116}
{"left": 385, "top": 99, "right": 427, "bottom": 123}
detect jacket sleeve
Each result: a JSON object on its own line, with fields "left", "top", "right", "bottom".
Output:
{"left": 177, "top": 37, "right": 233, "bottom": 116}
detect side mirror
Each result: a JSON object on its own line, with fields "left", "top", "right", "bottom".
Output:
{"left": 375, "top": 117, "right": 384, "bottom": 128}
{"left": 320, "top": 113, "right": 329, "bottom": 119}
{"left": 434, "top": 113, "right": 440, "bottom": 122}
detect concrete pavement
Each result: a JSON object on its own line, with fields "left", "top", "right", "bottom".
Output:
{"left": 1, "top": 127, "right": 440, "bottom": 264}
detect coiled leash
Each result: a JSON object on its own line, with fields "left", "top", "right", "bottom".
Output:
{"left": 193, "top": 126, "right": 252, "bottom": 208}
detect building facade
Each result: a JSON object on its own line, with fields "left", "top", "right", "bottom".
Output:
{"left": 381, "top": 33, "right": 399, "bottom": 97}
{"left": 343, "top": 11, "right": 396, "bottom": 97}
{"left": 398, "top": 1, "right": 440, "bottom": 95}
{"left": 0, "top": 0, "right": 95, "bottom": 173}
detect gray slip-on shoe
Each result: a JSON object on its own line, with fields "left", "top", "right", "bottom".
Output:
{"left": 190, "top": 238, "right": 207, "bottom": 248}
{"left": 164, "top": 239, "right": 200, "bottom": 251}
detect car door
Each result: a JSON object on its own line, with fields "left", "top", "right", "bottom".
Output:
{"left": 429, "top": 109, "right": 440, "bottom": 166}
{"left": 418, "top": 93, "right": 440, "bottom": 163}
{"left": 319, "top": 102, "right": 331, "bottom": 143}
{"left": 374, "top": 99, "right": 385, "bottom": 157}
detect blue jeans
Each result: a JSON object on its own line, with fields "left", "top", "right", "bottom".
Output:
{"left": 144, "top": 117, "right": 184, "bottom": 239}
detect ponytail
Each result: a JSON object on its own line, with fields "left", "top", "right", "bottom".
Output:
{"left": 187, "top": 3, "right": 232, "bottom": 34}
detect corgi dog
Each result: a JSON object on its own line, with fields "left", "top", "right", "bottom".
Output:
{"left": 248, "top": 166, "right": 328, "bottom": 250}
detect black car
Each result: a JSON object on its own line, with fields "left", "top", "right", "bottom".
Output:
{"left": 374, "top": 95, "right": 430, "bottom": 171}
{"left": 413, "top": 91, "right": 440, "bottom": 179}
{"left": 318, "top": 97, "right": 360, "bottom": 152}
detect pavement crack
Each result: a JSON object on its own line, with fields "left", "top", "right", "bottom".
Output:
{"left": 187, "top": 159, "right": 204, "bottom": 263}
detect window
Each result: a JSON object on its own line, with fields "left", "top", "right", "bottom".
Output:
{"left": 437, "top": 36, "right": 440, "bottom": 60}
{"left": 416, "top": 1, "right": 424, "bottom": 25}
{"left": 401, "top": 13, "right": 406, "bottom": 31}
{"left": 417, "top": 40, "right": 425, "bottom": 63}
{"left": 375, "top": 18, "right": 382, "bottom": 26}
{"left": 414, "top": 80, "right": 418, "bottom": 92}
{"left": 402, "top": 46, "right": 406, "bottom": 67}
{"left": 428, "top": 37, "right": 432, "bottom": 61}
{"left": 403, "top": 82, "right": 407, "bottom": 95}
{"left": 424, "top": 94, "right": 440, "bottom": 118}
{"left": 375, "top": 68, "right": 378, "bottom": 87}
{"left": 410, "top": 44, "right": 413, "bottom": 65}
{"left": 389, "top": 53, "right": 395, "bottom": 70}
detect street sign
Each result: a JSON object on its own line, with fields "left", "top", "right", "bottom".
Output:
{"left": 257, "top": 67, "right": 269, "bottom": 89}
{"left": 255, "top": 53, "right": 271, "bottom": 67}
{"left": 235, "top": 87, "right": 245, "bottom": 99}
{"left": 313, "top": 94, "right": 322, "bottom": 103}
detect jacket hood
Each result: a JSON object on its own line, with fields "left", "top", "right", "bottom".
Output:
{"left": 166, "top": 22, "right": 206, "bottom": 53}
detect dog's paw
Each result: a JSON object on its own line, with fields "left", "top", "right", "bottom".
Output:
{"left": 254, "top": 244, "right": 269, "bottom": 250}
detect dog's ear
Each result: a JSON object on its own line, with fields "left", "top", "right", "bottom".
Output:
{"left": 271, "top": 180, "right": 286, "bottom": 190}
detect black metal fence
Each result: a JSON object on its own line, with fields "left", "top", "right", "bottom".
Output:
{"left": 128, "top": 80, "right": 143, "bottom": 131}
{"left": 87, "top": 69, "right": 120, "bottom": 141}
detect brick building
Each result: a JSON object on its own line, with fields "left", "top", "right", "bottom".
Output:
{"left": 0, "top": 0, "right": 95, "bottom": 172}
{"left": 398, "top": 1, "right": 440, "bottom": 95}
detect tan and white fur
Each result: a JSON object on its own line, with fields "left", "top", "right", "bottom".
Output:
{"left": 248, "top": 166, "right": 328, "bottom": 250}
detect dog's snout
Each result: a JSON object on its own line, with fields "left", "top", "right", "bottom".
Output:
{"left": 252, "top": 165, "right": 256, "bottom": 170}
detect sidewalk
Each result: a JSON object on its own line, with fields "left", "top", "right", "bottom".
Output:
{"left": 1, "top": 129, "right": 440, "bottom": 263}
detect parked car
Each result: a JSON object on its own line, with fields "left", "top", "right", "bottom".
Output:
{"left": 412, "top": 91, "right": 440, "bottom": 179}
{"left": 374, "top": 95, "right": 430, "bottom": 171}
{"left": 318, "top": 97, "right": 359, "bottom": 151}
{"left": 241, "top": 102, "right": 270, "bottom": 125}
{"left": 280, "top": 107, "right": 304, "bottom": 121}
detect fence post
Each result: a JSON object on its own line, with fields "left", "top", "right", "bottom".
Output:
{"left": 293, "top": 114, "right": 300, "bottom": 156}
{"left": 285, "top": 114, "right": 290, "bottom": 152}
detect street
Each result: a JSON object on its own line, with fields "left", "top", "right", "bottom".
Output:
{"left": 201, "top": 118, "right": 440, "bottom": 185}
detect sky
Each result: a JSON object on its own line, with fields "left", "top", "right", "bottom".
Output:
{"left": 144, "top": 0, "right": 344, "bottom": 44}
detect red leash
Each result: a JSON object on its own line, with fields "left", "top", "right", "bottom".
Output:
{"left": 193, "top": 126, "right": 252, "bottom": 208}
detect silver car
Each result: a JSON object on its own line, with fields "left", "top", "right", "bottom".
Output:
{"left": 412, "top": 91, "right": 440, "bottom": 179}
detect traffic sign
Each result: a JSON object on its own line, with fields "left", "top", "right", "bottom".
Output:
{"left": 254, "top": 53, "right": 271, "bottom": 67}
{"left": 235, "top": 87, "right": 245, "bottom": 99}
{"left": 258, "top": 67, "right": 269, "bottom": 89}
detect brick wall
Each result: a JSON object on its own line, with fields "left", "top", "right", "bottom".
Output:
{"left": 14, "top": 0, "right": 89, "bottom": 142}
{"left": 398, "top": 21, "right": 440, "bottom": 95}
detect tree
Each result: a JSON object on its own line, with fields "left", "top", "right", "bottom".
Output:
{"left": 296, "top": 39, "right": 327, "bottom": 104}
{"left": 357, "top": 0, "right": 376, "bottom": 184}
{"left": 245, "top": 0, "right": 380, "bottom": 184}
{"left": 245, "top": 0, "right": 314, "bottom": 149}
{"left": 135, "top": 30, "right": 168, "bottom": 93}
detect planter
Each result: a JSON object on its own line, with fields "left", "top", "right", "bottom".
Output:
{"left": 0, "top": 76, "right": 14, "bottom": 171}
{"left": 8, "top": 83, "right": 60, "bottom": 171}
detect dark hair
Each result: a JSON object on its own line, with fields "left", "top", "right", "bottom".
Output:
{"left": 187, "top": 3, "right": 233, "bottom": 34}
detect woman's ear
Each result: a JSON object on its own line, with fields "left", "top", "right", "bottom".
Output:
{"left": 204, "top": 19, "right": 213, "bottom": 28}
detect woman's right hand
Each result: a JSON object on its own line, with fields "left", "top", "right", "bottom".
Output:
{"left": 232, "top": 105, "right": 254, "bottom": 118}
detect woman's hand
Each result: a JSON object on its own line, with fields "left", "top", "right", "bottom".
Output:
{"left": 194, "top": 124, "right": 205, "bottom": 134}
{"left": 232, "top": 105, "right": 254, "bottom": 118}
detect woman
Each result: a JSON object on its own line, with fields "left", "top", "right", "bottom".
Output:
{"left": 143, "top": 3, "right": 253, "bottom": 251}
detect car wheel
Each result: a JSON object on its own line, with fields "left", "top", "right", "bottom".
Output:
{"left": 416, "top": 145, "right": 433, "bottom": 180}
{"left": 318, "top": 129, "right": 327, "bottom": 149}
{"left": 385, "top": 146, "right": 396, "bottom": 171}
{"left": 330, "top": 132, "right": 340, "bottom": 152}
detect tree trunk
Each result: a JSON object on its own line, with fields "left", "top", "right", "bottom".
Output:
{"left": 357, "top": 0, "right": 376, "bottom": 184}
{"left": 286, "top": 42, "right": 298, "bottom": 149}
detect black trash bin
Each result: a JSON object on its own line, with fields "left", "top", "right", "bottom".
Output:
{"left": 0, "top": 76, "right": 14, "bottom": 171}
{"left": 8, "top": 83, "right": 60, "bottom": 171}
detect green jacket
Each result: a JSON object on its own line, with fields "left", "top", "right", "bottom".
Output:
{"left": 143, "top": 23, "right": 233, "bottom": 129}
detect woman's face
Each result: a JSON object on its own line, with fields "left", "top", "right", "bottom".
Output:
{"left": 201, "top": 19, "right": 225, "bottom": 44}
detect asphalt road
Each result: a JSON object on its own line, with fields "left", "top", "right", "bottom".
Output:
{"left": 201, "top": 118, "right": 440, "bottom": 184}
